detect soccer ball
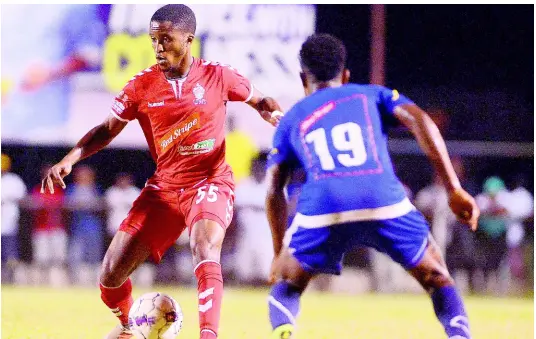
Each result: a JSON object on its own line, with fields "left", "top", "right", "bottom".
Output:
{"left": 128, "top": 292, "right": 183, "bottom": 339}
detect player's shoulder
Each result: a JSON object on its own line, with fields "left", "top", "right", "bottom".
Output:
{"left": 129, "top": 65, "right": 160, "bottom": 84}
{"left": 197, "top": 58, "right": 232, "bottom": 69}
{"left": 277, "top": 91, "right": 329, "bottom": 129}
{"left": 123, "top": 65, "right": 161, "bottom": 93}
{"left": 343, "top": 83, "right": 391, "bottom": 96}
{"left": 344, "top": 83, "right": 406, "bottom": 104}
{"left": 277, "top": 100, "right": 305, "bottom": 128}
{"left": 196, "top": 58, "right": 241, "bottom": 76}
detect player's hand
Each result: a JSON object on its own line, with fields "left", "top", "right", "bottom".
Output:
{"left": 41, "top": 160, "right": 72, "bottom": 194}
{"left": 269, "top": 110, "right": 284, "bottom": 127}
{"left": 255, "top": 96, "right": 283, "bottom": 127}
{"left": 260, "top": 110, "right": 284, "bottom": 127}
{"left": 448, "top": 187, "right": 480, "bottom": 231}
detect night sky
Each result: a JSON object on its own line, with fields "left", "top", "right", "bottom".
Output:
{"left": 316, "top": 5, "right": 534, "bottom": 142}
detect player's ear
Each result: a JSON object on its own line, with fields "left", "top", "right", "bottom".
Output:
{"left": 300, "top": 72, "right": 310, "bottom": 95}
{"left": 186, "top": 34, "right": 195, "bottom": 44}
{"left": 342, "top": 69, "right": 351, "bottom": 84}
{"left": 300, "top": 71, "right": 307, "bottom": 87}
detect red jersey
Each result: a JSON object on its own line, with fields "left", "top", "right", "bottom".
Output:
{"left": 111, "top": 58, "right": 253, "bottom": 187}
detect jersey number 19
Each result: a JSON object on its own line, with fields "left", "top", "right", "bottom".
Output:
{"left": 305, "top": 122, "right": 367, "bottom": 170}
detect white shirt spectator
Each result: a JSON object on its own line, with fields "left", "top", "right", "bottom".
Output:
{"left": 506, "top": 186, "right": 534, "bottom": 221}
{"left": 502, "top": 186, "right": 533, "bottom": 248}
{"left": 475, "top": 190, "right": 510, "bottom": 212}
{"left": 1, "top": 172, "right": 27, "bottom": 235}
{"left": 105, "top": 184, "right": 141, "bottom": 235}
{"left": 234, "top": 176, "right": 273, "bottom": 281}
{"left": 415, "top": 182, "right": 455, "bottom": 255}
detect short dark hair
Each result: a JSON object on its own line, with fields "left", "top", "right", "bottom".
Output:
{"left": 151, "top": 4, "right": 196, "bottom": 35}
{"left": 299, "top": 33, "right": 346, "bottom": 82}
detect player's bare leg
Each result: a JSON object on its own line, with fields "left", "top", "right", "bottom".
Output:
{"left": 190, "top": 219, "right": 226, "bottom": 339}
{"left": 268, "top": 249, "right": 314, "bottom": 339}
{"left": 101, "top": 231, "right": 152, "bottom": 339}
{"left": 409, "top": 236, "right": 472, "bottom": 339}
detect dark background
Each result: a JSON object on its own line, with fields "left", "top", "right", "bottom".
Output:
{"left": 317, "top": 4, "right": 534, "bottom": 142}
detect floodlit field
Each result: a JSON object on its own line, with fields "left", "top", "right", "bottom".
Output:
{"left": 1, "top": 285, "right": 533, "bottom": 339}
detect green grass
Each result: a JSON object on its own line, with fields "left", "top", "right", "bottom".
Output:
{"left": 1, "top": 285, "right": 533, "bottom": 339}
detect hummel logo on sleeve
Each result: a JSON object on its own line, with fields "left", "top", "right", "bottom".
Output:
{"left": 148, "top": 101, "right": 165, "bottom": 108}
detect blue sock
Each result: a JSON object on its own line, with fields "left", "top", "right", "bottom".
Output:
{"left": 268, "top": 281, "right": 302, "bottom": 329}
{"left": 431, "top": 286, "right": 471, "bottom": 339}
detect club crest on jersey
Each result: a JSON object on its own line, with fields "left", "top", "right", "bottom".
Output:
{"left": 193, "top": 83, "right": 207, "bottom": 105}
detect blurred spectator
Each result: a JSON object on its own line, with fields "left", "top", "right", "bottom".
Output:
{"left": 104, "top": 173, "right": 154, "bottom": 287}
{"left": 226, "top": 115, "right": 259, "bottom": 184}
{"left": 415, "top": 156, "right": 475, "bottom": 240}
{"left": 1, "top": 154, "right": 27, "bottom": 281}
{"left": 104, "top": 173, "right": 140, "bottom": 238}
{"left": 415, "top": 173, "right": 454, "bottom": 256}
{"left": 65, "top": 165, "right": 104, "bottom": 285}
{"left": 234, "top": 152, "right": 273, "bottom": 284}
{"left": 475, "top": 176, "right": 510, "bottom": 293}
{"left": 1, "top": 4, "right": 105, "bottom": 142}
{"left": 444, "top": 158, "right": 480, "bottom": 293}
{"left": 503, "top": 174, "right": 533, "bottom": 282}
{"left": 27, "top": 164, "right": 67, "bottom": 285}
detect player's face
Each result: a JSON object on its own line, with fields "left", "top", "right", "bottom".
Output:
{"left": 150, "top": 21, "right": 194, "bottom": 72}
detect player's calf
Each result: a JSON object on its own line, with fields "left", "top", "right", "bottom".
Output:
{"left": 269, "top": 282, "right": 303, "bottom": 339}
{"left": 100, "top": 231, "right": 151, "bottom": 328}
{"left": 409, "top": 235, "right": 454, "bottom": 291}
{"left": 190, "top": 219, "right": 226, "bottom": 339}
{"left": 190, "top": 219, "right": 225, "bottom": 263}
{"left": 268, "top": 249, "right": 312, "bottom": 339}
{"left": 409, "top": 238, "right": 471, "bottom": 339}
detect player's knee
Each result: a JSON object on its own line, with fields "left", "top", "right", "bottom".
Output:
{"left": 278, "top": 253, "right": 312, "bottom": 291}
{"left": 190, "top": 237, "right": 222, "bottom": 260}
{"left": 99, "top": 264, "right": 120, "bottom": 287}
{"left": 99, "top": 256, "right": 126, "bottom": 287}
{"left": 419, "top": 267, "right": 455, "bottom": 291}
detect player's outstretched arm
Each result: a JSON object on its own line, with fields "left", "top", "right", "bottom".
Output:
{"left": 394, "top": 104, "right": 480, "bottom": 230}
{"left": 246, "top": 87, "right": 284, "bottom": 127}
{"left": 41, "top": 114, "right": 127, "bottom": 194}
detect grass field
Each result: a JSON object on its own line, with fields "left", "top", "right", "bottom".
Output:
{"left": 1, "top": 285, "right": 533, "bottom": 339}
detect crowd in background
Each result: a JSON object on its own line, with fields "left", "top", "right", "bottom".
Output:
{"left": 1, "top": 135, "right": 533, "bottom": 296}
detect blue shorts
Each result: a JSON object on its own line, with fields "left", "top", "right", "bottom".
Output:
{"left": 287, "top": 210, "right": 430, "bottom": 275}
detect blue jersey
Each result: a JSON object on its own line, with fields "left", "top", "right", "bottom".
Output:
{"left": 268, "top": 84, "right": 414, "bottom": 219}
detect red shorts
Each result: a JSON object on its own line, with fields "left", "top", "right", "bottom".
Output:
{"left": 119, "top": 175, "right": 235, "bottom": 262}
